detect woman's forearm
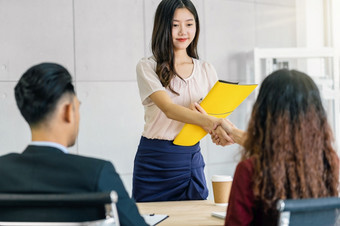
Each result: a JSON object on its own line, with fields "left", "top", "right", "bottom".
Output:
{"left": 150, "top": 90, "right": 220, "bottom": 132}
{"left": 230, "top": 127, "right": 247, "bottom": 146}
{"left": 163, "top": 102, "right": 218, "bottom": 132}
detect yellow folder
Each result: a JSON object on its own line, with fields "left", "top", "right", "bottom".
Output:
{"left": 173, "top": 80, "right": 257, "bottom": 146}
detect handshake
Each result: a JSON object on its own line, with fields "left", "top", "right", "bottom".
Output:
{"left": 192, "top": 102, "right": 246, "bottom": 147}
{"left": 210, "top": 119, "right": 246, "bottom": 147}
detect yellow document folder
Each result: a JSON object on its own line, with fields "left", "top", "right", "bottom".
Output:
{"left": 173, "top": 80, "right": 257, "bottom": 146}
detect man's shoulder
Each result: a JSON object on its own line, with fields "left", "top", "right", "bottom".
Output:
{"left": 0, "top": 152, "right": 20, "bottom": 160}
{"left": 0, "top": 147, "right": 116, "bottom": 174}
{"left": 24, "top": 145, "right": 111, "bottom": 166}
{"left": 55, "top": 154, "right": 117, "bottom": 179}
{"left": 65, "top": 153, "right": 113, "bottom": 166}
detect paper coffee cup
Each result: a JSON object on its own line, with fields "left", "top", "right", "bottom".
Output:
{"left": 211, "top": 175, "right": 233, "bottom": 206}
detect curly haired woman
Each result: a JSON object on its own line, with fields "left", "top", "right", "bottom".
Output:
{"left": 211, "top": 69, "right": 339, "bottom": 225}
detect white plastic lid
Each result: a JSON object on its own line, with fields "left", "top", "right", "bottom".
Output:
{"left": 211, "top": 175, "right": 233, "bottom": 182}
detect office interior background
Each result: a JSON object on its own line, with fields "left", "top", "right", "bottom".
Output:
{"left": 0, "top": 0, "right": 339, "bottom": 200}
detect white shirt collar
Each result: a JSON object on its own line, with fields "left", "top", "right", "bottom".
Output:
{"left": 29, "top": 141, "right": 69, "bottom": 154}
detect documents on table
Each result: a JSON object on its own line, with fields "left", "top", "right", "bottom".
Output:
{"left": 142, "top": 214, "right": 169, "bottom": 225}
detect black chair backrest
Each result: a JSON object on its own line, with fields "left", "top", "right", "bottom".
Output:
{"left": 277, "top": 197, "right": 340, "bottom": 226}
{"left": 0, "top": 192, "right": 113, "bottom": 222}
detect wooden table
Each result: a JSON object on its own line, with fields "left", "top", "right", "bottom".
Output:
{"left": 137, "top": 200, "right": 227, "bottom": 226}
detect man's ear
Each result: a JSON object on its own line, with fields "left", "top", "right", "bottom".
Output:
{"left": 63, "top": 102, "right": 73, "bottom": 123}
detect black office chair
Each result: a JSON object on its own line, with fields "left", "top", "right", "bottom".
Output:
{"left": 0, "top": 191, "right": 119, "bottom": 226}
{"left": 277, "top": 197, "right": 340, "bottom": 226}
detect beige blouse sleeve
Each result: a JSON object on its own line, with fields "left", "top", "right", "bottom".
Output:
{"left": 136, "top": 57, "right": 165, "bottom": 105}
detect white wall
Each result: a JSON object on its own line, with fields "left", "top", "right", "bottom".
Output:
{"left": 0, "top": 0, "right": 296, "bottom": 200}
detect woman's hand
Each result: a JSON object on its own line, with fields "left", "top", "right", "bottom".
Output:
{"left": 211, "top": 119, "right": 237, "bottom": 146}
{"left": 193, "top": 102, "right": 220, "bottom": 133}
{"left": 193, "top": 102, "right": 234, "bottom": 145}
{"left": 211, "top": 125, "right": 235, "bottom": 146}
{"left": 219, "top": 118, "right": 246, "bottom": 146}
{"left": 192, "top": 102, "right": 206, "bottom": 114}
{"left": 221, "top": 118, "right": 236, "bottom": 135}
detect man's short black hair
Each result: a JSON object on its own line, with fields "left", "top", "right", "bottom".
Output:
{"left": 14, "top": 62, "right": 75, "bottom": 126}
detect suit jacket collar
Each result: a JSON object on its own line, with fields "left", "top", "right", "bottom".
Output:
{"left": 23, "top": 145, "right": 66, "bottom": 155}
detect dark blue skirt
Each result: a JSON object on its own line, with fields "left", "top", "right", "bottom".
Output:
{"left": 132, "top": 136, "right": 208, "bottom": 202}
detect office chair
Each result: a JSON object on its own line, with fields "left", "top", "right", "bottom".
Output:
{"left": 277, "top": 197, "right": 340, "bottom": 226}
{"left": 0, "top": 191, "right": 119, "bottom": 226}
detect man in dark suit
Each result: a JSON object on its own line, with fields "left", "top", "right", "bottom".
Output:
{"left": 0, "top": 63, "right": 148, "bottom": 226}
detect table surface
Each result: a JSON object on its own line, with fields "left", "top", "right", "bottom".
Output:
{"left": 137, "top": 200, "right": 227, "bottom": 226}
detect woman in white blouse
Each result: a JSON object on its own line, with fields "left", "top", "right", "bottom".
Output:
{"left": 133, "top": 0, "right": 232, "bottom": 202}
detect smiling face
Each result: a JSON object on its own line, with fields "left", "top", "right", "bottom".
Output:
{"left": 172, "top": 8, "right": 196, "bottom": 51}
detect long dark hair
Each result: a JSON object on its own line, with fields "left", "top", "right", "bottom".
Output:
{"left": 243, "top": 69, "right": 339, "bottom": 212}
{"left": 151, "top": 0, "right": 200, "bottom": 95}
